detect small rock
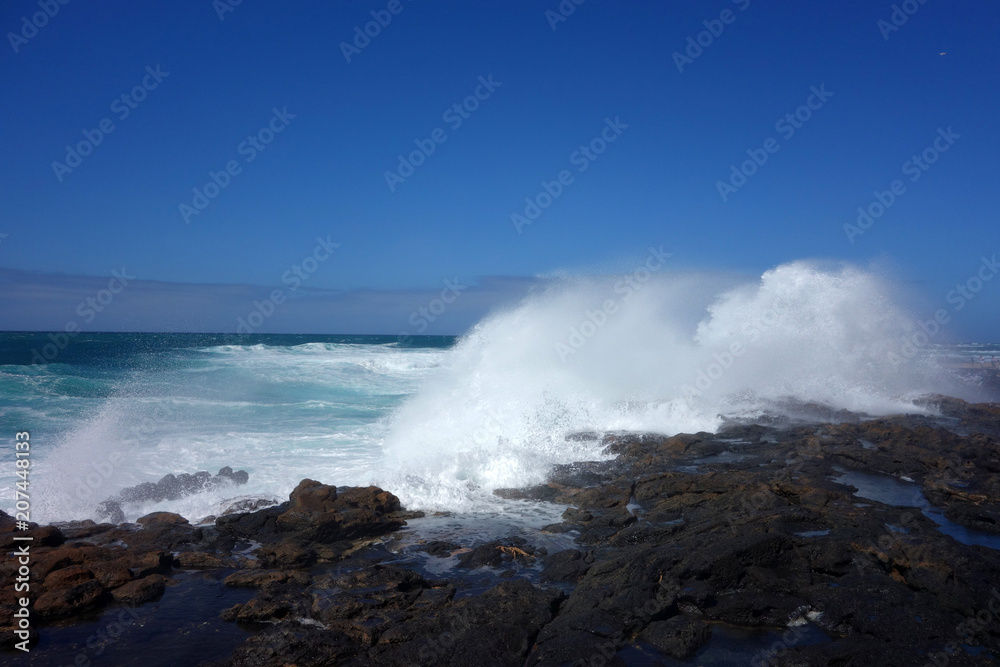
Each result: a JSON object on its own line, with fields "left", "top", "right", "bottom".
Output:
{"left": 137, "top": 511, "right": 189, "bottom": 526}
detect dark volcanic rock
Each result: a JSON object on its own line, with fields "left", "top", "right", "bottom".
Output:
{"left": 541, "top": 548, "right": 593, "bottom": 583}
{"left": 12, "top": 399, "right": 1000, "bottom": 667}
{"left": 53, "top": 519, "right": 115, "bottom": 540}
{"left": 96, "top": 466, "right": 251, "bottom": 522}
{"left": 455, "top": 537, "right": 538, "bottom": 569}
{"left": 368, "top": 579, "right": 563, "bottom": 667}
{"left": 224, "top": 570, "right": 296, "bottom": 589}
{"left": 216, "top": 502, "right": 288, "bottom": 539}
{"left": 414, "top": 540, "right": 460, "bottom": 557}
{"left": 224, "top": 626, "right": 360, "bottom": 666}
{"left": 639, "top": 615, "right": 711, "bottom": 660}
{"left": 220, "top": 480, "right": 407, "bottom": 547}
{"left": 221, "top": 497, "right": 278, "bottom": 515}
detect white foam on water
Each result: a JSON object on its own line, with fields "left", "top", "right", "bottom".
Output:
{"left": 378, "top": 260, "right": 971, "bottom": 512}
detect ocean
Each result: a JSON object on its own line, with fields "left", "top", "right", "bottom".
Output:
{"left": 2, "top": 262, "right": 998, "bottom": 526}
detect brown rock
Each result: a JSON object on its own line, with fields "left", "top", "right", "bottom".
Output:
{"left": 257, "top": 542, "right": 316, "bottom": 569}
{"left": 288, "top": 479, "right": 338, "bottom": 512}
{"left": 54, "top": 519, "right": 115, "bottom": 540}
{"left": 43, "top": 564, "right": 93, "bottom": 589}
{"left": 22, "top": 525, "right": 65, "bottom": 547}
{"left": 224, "top": 570, "right": 289, "bottom": 588}
{"left": 335, "top": 486, "right": 401, "bottom": 514}
{"left": 127, "top": 551, "right": 172, "bottom": 578}
{"left": 137, "top": 511, "right": 189, "bottom": 526}
{"left": 275, "top": 483, "right": 405, "bottom": 543}
{"left": 111, "top": 574, "right": 166, "bottom": 604}
{"left": 174, "top": 552, "right": 226, "bottom": 569}
{"left": 31, "top": 546, "right": 89, "bottom": 579}
{"left": 33, "top": 580, "right": 105, "bottom": 620}
{"left": 90, "top": 559, "right": 134, "bottom": 589}
{"left": 231, "top": 597, "right": 295, "bottom": 623}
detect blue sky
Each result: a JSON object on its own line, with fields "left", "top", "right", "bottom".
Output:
{"left": 1, "top": 0, "right": 998, "bottom": 337}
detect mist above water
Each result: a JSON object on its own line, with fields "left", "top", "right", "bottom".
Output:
{"left": 379, "top": 260, "right": 972, "bottom": 511}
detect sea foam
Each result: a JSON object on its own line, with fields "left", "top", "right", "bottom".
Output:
{"left": 377, "top": 260, "right": 970, "bottom": 511}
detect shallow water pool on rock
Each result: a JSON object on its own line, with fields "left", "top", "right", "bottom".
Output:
{"left": 831, "top": 468, "right": 1000, "bottom": 550}
{"left": 18, "top": 571, "right": 254, "bottom": 666}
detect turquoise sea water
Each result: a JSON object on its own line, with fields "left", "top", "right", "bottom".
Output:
{"left": 1, "top": 330, "right": 997, "bottom": 524}
{"left": 0, "top": 333, "right": 454, "bottom": 523}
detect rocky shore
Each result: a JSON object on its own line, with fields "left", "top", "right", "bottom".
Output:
{"left": 4, "top": 395, "right": 1000, "bottom": 665}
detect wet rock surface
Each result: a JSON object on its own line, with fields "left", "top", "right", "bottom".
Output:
{"left": 4, "top": 396, "right": 1000, "bottom": 665}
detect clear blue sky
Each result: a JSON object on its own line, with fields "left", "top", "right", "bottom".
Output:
{"left": 1, "top": 1, "right": 998, "bottom": 337}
